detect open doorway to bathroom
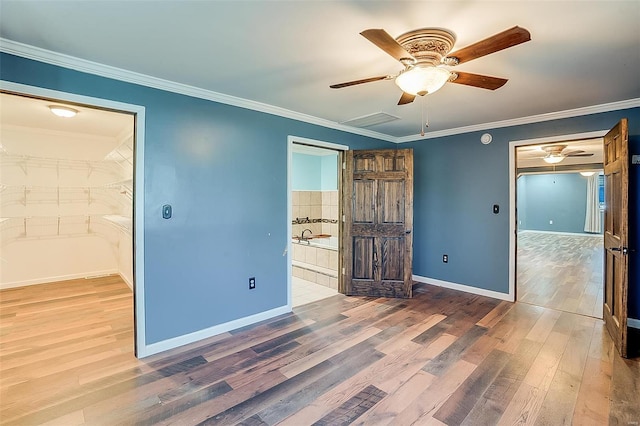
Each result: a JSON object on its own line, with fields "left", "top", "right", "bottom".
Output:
{"left": 289, "top": 138, "right": 346, "bottom": 307}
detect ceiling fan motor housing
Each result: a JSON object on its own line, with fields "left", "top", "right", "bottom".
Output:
{"left": 543, "top": 144, "right": 568, "bottom": 155}
{"left": 395, "top": 28, "right": 456, "bottom": 67}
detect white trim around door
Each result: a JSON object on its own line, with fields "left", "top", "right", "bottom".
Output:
{"left": 508, "top": 130, "right": 607, "bottom": 303}
{"left": 286, "top": 136, "right": 348, "bottom": 309}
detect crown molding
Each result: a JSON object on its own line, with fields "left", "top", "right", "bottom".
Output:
{"left": 0, "top": 38, "right": 396, "bottom": 143}
{"left": 2, "top": 38, "right": 638, "bottom": 145}
{"left": 396, "top": 98, "right": 640, "bottom": 143}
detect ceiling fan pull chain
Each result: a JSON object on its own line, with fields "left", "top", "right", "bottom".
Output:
{"left": 421, "top": 95, "right": 428, "bottom": 136}
{"left": 425, "top": 96, "right": 429, "bottom": 129}
{"left": 421, "top": 97, "right": 425, "bottom": 136}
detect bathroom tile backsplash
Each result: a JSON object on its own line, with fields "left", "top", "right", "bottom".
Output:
{"left": 292, "top": 190, "right": 339, "bottom": 290}
{"left": 292, "top": 190, "right": 338, "bottom": 237}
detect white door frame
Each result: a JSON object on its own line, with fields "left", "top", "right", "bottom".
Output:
{"left": 286, "top": 135, "right": 348, "bottom": 309}
{"left": 508, "top": 130, "right": 607, "bottom": 302}
{"left": 0, "top": 81, "right": 148, "bottom": 357}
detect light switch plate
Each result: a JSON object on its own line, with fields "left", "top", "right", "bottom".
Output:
{"left": 162, "top": 204, "right": 172, "bottom": 219}
{"left": 632, "top": 154, "right": 640, "bottom": 165}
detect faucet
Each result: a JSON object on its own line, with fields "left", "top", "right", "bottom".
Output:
{"left": 301, "top": 228, "right": 313, "bottom": 243}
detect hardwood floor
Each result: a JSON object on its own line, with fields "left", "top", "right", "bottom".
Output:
{"left": 1, "top": 276, "right": 639, "bottom": 425}
{"left": 517, "top": 231, "right": 604, "bottom": 318}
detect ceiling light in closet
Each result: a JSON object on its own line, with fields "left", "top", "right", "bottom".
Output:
{"left": 580, "top": 171, "right": 596, "bottom": 177}
{"left": 49, "top": 105, "right": 78, "bottom": 118}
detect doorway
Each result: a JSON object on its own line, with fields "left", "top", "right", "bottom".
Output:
{"left": 0, "top": 82, "right": 145, "bottom": 356}
{"left": 288, "top": 136, "right": 347, "bottom": 307}
{"left": 511, "top": 134, "right": 606, "bottom": 318}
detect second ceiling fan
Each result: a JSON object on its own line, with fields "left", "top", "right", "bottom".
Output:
{"left": 330, "top": 26, "right": 531, "bottom": 105}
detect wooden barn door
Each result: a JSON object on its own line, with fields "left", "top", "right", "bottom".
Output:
{"left": 342, "top": 149, "right": 413, "bottom": 298}
{"left": 603, "top": 118, "right": 630, "bottom": 358}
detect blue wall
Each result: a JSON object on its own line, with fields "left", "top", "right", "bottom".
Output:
{"left": 517, "top": 173, "right": 590, "bottom": 233}
{"left": 321, "top": 154, "right": 338, "bottom": 190}
{"left": 0, "top": 53, "right": 393, "bottom": 344}
{"left": 404, "top": 110, "right": 639, "bottom": 319}
{"left": 2, "top": 52, "right": 639, "bottom": 340}
{"left": 292, "top": 153, "right": 322, "bottom": 190}
{"left": 629, "top": 137, "right": 639, "bottom": 322}
{"left": 291, "top": 152, "right": 338, "bottom": 191}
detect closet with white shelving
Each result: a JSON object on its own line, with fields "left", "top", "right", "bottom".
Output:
{"left": 0, "top": 111, "right": 134, "bottom": 289}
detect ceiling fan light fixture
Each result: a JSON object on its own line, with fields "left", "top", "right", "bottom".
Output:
{"left": 49, "top": 105, "right": 78, "bottom": 118}
{"left": 543, "top": 155, "right": 564, "bottom": 164}
{"left": 395, "top": 66, "right": 450, "bottom": 96}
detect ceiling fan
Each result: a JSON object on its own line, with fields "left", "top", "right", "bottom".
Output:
{"left": 330, "top": 26, "right": 531, "bottom": 105}
{"left": 538, "top": 144, "right": 594, "bottom": 164}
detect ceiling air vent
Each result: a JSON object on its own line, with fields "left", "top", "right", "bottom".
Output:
{"left": 340, "top": 112, "right": 400, "bottom": 128}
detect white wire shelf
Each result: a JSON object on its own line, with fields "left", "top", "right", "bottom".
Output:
{"left": 0, "top": 215, "right": 132, "bottom": 246}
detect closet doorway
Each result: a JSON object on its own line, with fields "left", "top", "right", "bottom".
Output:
{"left": 0, "top": 91, "right": 138, "bottom": 367}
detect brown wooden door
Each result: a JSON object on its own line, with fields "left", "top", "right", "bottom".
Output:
{"left": 603, "top": 118, "right": 630, "bottom": 358}
{"left": 342, "top": 149, "right": 413, "bottom": 298}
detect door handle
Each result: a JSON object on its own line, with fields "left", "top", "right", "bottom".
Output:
{"left": 405, "top": 229, "right": 412, "bottom": 234}
{"left": 608, "top": 247, "right": 628, "bottom": 254}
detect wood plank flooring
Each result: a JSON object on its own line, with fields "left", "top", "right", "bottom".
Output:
{"left": 1, "top": 275, "right": 639, "bottom": 425}
{"left": 517, "top": 231, "right": 604, "bottom": 318}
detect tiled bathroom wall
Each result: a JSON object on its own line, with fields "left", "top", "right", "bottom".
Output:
{"left": 292, "top": 190, "right": 338, "bottom": 238}
{"left": 291, "top": 190, "right": 339, "bottom": 290}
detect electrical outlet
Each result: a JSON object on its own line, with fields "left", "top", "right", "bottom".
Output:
{"left": 249, "top": 277, "right": 256, "bottom": 289}
{"left": 443, "top": 254, "right": 448, "bottom": 263}
{"left": 549, "top": 220, "right": 553, "bottom": 225}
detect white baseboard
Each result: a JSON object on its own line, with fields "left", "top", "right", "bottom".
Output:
{"left": 518, "top": 230, "right": 603, "bottom": 237}
{"left": 119, "top": 273, "right": 134, "bottom": 290}
{"left": 629, "top": 318, "right": 640, "bottom": 329}
{"left": 412, "top": 275, "right": 513, "bottom": 302}
{"left": 0, "top": 269, "right": 119, "bottom": 290}
{"left": 139, "top": 305, "right": 292, "bottom": 358}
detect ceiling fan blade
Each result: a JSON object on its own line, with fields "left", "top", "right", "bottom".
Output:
{"left": 447, "top": 26, "right": 531, "bottom": 64}
{"left": 398, "top": 92, "right": 416, "bottom": 105}
{"left": 450, "top": 72, "right": 508, "bottom": 90}
{"left": 566, "top": 153, "right": 594, "bottom": 157}
{"left": 360, "top": 29, "right": 415, "bottom": 63}
{"left": 330, "top": 75, "right": 390, "bottom": 89}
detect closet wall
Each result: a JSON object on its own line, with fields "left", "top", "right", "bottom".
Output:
{"left": 0, "top": 102, "right": 133, "bottom": 289}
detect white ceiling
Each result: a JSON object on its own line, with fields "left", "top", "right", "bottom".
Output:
{"left": 0, "top": 93, "right": 133, "bottom": 159}
{"left": 0, "top": 1, "right": 639, "bottom": 140}
{"left": 516, "top": 138, "right": 603, "bottom": 170}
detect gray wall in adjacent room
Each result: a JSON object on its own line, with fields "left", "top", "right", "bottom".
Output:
{"left": 516, "top": 173, "right": 590, "bottom": 234}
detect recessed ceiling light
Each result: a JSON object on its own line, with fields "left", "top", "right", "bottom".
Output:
{"left": 49, "top": 105, "right": 78, "bottom": 118}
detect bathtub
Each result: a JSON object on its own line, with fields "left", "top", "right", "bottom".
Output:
{"left": 292, "top": 235, "right": 338, "bottom": 251}
{"left": 291, "top": 235, "right": 339, "bottom": 290}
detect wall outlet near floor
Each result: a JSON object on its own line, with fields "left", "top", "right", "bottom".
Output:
{"left": 443, "top": 254, "right": 448, "bottom": 263}
{"left": 249, "top": 277, "right": 256, "bottom": 289}
{"left": 549, "top": 220, "right": 553, "bottom": 225}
